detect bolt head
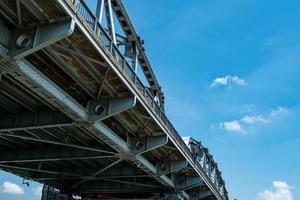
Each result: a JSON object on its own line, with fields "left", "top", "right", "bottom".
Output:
{"left": 16, "top": 34, "right": 32, "bottom": 48}
{"left": 135, "top": 140, "right": 145, "bottom": 150}
{"left": 94, "top": 105, "right": 105, "bottom": 115}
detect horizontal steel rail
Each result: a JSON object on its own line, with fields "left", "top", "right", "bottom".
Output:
{"left": 55, "top": 0, "right": 229, "bottom": 199}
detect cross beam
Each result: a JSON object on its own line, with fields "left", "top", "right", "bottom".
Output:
{"left": 0, "top": 110, "right": 72, "bottom": 132}
{"left": 0, "top": 147, "right": 116, "bottom": 163}
{"left": 74, "top": 179, "right": 165, "bottom": 194}
{"left": 0, "top": 132, "right": 115, "bottom": 155}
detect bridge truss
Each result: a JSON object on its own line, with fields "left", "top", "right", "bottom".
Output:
{"left": 0, "top": 0, "right": 229, "bottom": 199}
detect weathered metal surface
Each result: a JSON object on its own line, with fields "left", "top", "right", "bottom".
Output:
{"left": 0, "top": 0, "right": 229, "bottom": 199}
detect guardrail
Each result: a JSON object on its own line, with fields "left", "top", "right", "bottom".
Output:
{"left": 67, "top": 0, "right": 228, "bottom": 199}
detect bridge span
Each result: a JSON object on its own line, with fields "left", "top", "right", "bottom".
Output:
{"left": 0, "top": 0, "right": 229, "bottom": 199}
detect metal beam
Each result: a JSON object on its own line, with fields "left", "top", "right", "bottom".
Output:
{"left": 199, "top": 190, "right": 213, "bottom": 199}
{"left": 96, "top": 0, "right": 105, "bottom": 25}
{"left": 189, "top": 190, "right": 213, "bottom": 200}
{"left": 34, "top": 175, "right": 150, "bottom": 181}
{"left": 70, "top": 158, "right": 123, "bottom": 189}
{"left": 0, "top": 111, "right": 72, "bottom": 132}
{"left": 157, "top": 160, "right": 188, "bottom": 176}
{"left": 0, "top": 19, "right": 11, "bottom": 47}
{"left": 87, "top": 96, "right": 136, "bottom": 121}
{"left": 131, "top": 136, "right": 168, "bottom": 154}
{"left": 20, "top": 0, "right": 48, "bottom": 21}
{"left": 0, "top": 164, "right": 81, "bottom": 177}
{"left": 176, "top": 175, "right": 204, "bottom": 191}
{"left": 14, "top": 54, "right": 174, "bottom": 188}
{"left": 0, "top": 132, "right": 115, "bottom": 155}
{"left": 105, "top": 0, "right": 117, "bottom": 44}
{"left": 111, "top": 0, "right": 164, "bottom": 108}
{"left": 52, "top": 43, "right": 106, "bottom": 66}
{"left": 43, "top": 47, "right": 96, "bottom": 98}
{"left": 74, "top": 179, "right": 166, "bottom": 194}
{"left": 10, "top": 19, "right": 75, "bottom": 59}
{"left": 93, "top": 123, "right": 174, "bottom": 188}
{"left": 0, "top": 147, "right": 116, "bottom": 163}
{"left": 0, "top": 2, "right": 18, "bottom": 26}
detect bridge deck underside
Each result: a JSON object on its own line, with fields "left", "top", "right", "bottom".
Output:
{"left": 0, "top": 58, "right": 187, "bottom": 198}
{"left": 0, "top": 0, "right": 226, "bottom": 199}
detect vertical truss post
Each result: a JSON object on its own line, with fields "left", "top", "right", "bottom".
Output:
{"left": 105, "top": 0, "right": 117, "bottom": 45}
{"left": 96, "top": 0, "right": 104, "bottom": 25}
{"left": 133, "top": 44, "right": 138, "bottom": 73}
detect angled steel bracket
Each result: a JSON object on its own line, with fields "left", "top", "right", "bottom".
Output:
{"left": 9, "top": 19, "right": 75, "bottom": 59}
{"left": 199, "top": 190, "right": 213, "bottom": 199}
{"left": 130, "top": 136, "right": 168, "bottom": 154}
{"left": 189, "top": 190, "right": 213, "bottom": 200}
{"left": 86, "top": 96, "right": 136, "bottom": 121}
{"left": 157, "top": 160, "right": 188, "bottom": 176}
{"left": 175, "top": 175, "right": 204, "bottom": 191}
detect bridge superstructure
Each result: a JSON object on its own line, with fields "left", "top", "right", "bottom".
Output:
{"left": 0, "top": 0, "right": 229, "bottom": 199}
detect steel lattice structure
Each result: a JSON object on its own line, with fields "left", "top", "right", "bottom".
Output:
{"left": 0, "top": 0, "right": 229, "bottom": 199}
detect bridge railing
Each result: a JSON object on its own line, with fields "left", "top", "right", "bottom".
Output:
{"left": 67, "top": 0, "right": 228, "bottom": 199}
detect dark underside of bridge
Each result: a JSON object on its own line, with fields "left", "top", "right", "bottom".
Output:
{"left": 0, "top": 0, "right": 228, "bottom": 200}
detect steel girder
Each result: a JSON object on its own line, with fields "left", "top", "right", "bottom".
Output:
{"left": 0, "top": 0, "right": 229, "bottom": 198}
{"left": 0, "top": 131, "right": 115, "bottom": 155}
{"left": 156, "top": 160, "right": 188, "bottom": 176}
{"left": 69, "top": 158, "right": 123, "bottom": 189}
{"left": 33, "top": 164, "right": 151, "bottom": 181}
{"left": 176, "top": 175, "right": 204, "bottom": 191}
{"left": 0, "top": 147, "right": 116, "bottom": 163}
{"left": 13, "top": 59, "right": 174, "bottom": 189}
{"left": 72, "top": 180, "right": 166, "bottom": 194}
{"left": 9, "top": 19, "right": 75, "bottom": 59}
{"left": 130, "top": 136, "right": 168, "bottom": 154}
{"left": 54, "top": 1, "right": 226, "bottom": 198}
{"left": 0, "top": 19, "right": 10, "bottom": 47}
{"left": 86, "top": 97, "right": 136, "bottom": 121}
{"left": 0, "top": 111, "right": 72, "bottom": 132}
{"left": 110, "top": 0, "right": 165, "bottom": 109}
{"left": 183, "top": 137, "right": 227, "bottom": 198}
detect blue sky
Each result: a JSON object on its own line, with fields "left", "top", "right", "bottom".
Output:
{"left": 1, "top": 0, "right": 300, "bottom": 200}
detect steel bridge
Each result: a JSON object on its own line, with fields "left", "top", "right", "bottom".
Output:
{"left": 0, "top": 0, "right": 229, "bottom": 199}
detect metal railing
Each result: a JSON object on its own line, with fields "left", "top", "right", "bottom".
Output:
{"left": 67, "top": 0, "right": 228, "bottom": 199}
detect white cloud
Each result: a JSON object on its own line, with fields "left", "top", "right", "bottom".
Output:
{"left": 218, "top": 106, "right": 288, "bottom": 134}
{"left": 210, "top": 75, "right": 248, "bottom": 88}
{"left": 257, "top": 181, "right": 293, "bottom": 200}
{"left": 1, "top": 181, "right": 24, "bottom": 195}
{"left": 270, "top": 106, "right": 288, "bottom": 117}
{"left": 219, "top": 120, "right": 244, "bottom": 133}
{"left": 241, "top": 115, "right": 268, "bottom": 124}
{"left": 32, "top": 186, "right": 43, "bottom": 196}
